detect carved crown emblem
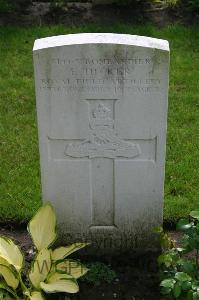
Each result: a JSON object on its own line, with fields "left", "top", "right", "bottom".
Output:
{"left": 91, "top": 103, "right": 113, "bottom": 127}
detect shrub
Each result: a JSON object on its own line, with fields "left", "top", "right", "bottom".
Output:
{"left": 81, "top": 262, "right": 116, "bottom": 286}
{"left": 187, "top": 0, "right": 199, "bottom": 13}
{"left": 156, "top": 211, "right": 199, "bottom": 299}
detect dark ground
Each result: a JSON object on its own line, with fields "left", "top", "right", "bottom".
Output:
{"left": 0, "top": 1, "right": 197, "bottom": 27}
{"left": 0, "top": 224, "right": 174, "bottom": 299}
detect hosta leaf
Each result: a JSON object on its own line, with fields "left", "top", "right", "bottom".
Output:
{"left": 29, "top": 291, "right": 45, "bottom": 300}
{"left": 29, "top": 249, "right": 51, "bottom": 289}
{"left": 40, "top": 272, "right": 79, "bottom": 294}
{"left": 190, "top": 211, "right": 199, "bottom": 220}
{"left": 56, "top": 260, "right": 88, "bottom": 279}
{"left": 28, "top": 203, "right": 57, "bottom": 251}
{"left": 175, "top": 272, "right": 192, "bottom": 282}
{"left": 47, "top": 272, "right": 73, "bottom": 283}
{"left": 0, "top": 258, "right": 9, "bottom": 268}
{"left": 52, "top": 243, "right": 89, "bottom": 261}
{"left": 0, "top": 265, "right": 19, "bottom": 289}
{"left": 0, "top": 237, "right": 23, "bottom": 271}
{"left": 0, "top": 281, "right": 17, "bottom": 298}
{"left": 160, "top": 278, "right": 176, "bottom": 288}
{"left": 176, "top": 219, "right": 193, "bottom": 231}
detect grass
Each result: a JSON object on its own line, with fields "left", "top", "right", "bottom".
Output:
{"left": 0, "top": 24, "right": 198, "bottom": 225}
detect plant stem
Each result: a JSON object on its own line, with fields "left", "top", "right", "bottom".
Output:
{"left": 18, "top": 273, "right": 30, "bottom": 298}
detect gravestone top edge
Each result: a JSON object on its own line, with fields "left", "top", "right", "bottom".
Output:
{"left": 33, "top": 33, "right": 169, "bottom": 52}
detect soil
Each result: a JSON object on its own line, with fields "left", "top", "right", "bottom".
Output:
{"left": 0, "top": 224, "right": 182, "bottom": 299}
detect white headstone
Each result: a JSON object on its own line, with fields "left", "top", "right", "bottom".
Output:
{"left": 33, "top": 33, "right": 169, "bottom": 253}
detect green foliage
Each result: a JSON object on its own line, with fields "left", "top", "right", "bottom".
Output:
{"left": 154, "top": 227, "right": 176, "bottom": 250}
{"left": 0, "top": 203, "right": 89, "bottom": 299}
{"left": 153, "top": 0, "right": 178, "bottom": 6}
{"left": 157, "top": 211, "right": 199, "bottom": 299}
{"left": 178, "top": 0, "right": 199, "bottom": 14}
{"left": 81, "top": 262, "right": 116, "bottom": 286}
{"left": 0, "top": 0, "right": 31, "bottom": 13}
{"left": 0, "top": 282, "right": 14, "bottom": 300}
{"left": 92, "top": 0, "right": 178, "bottom": 6}
{"left": 187, "top": 0, "right": 199, "bottom": 13}
{"left": 0, "top": 0, "right": 12, "bottom": 13}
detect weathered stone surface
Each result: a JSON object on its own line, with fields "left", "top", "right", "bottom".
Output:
{"left": 33, "top": 33, "right": 170, "bottom": 253}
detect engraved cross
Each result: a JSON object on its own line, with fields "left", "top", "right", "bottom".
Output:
{"left": 64, "top": 99, "right": 141, "bottom": 229}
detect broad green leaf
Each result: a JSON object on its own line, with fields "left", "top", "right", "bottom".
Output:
{"left": 158, "top": 253, "right": 173, "bottom": 267}
{"left": 182, "top": 261, "right": 196, "bottom": 274}
{"left": 0, "top": 237, "right": 23, "bottom": 271}
{"left": 40, "top": 273, "right": 79, "bottom": 294}
{"left": 177, "top": 247, "right": 186, "bottom": 253}
{"left": 0, "top": 258, "right": 9, "bottom": 267}
{"left": 29, "top": 291, "right": 45, "bottom": 300}
{"left": 182, "top": 281, "right": 192, "bottom": 291}
{"left": 0, "top": 265, "right": 19, "bottom": 289}
{"left": 173, "top": 282, "right": 181, "bottom": 298}
{"left": 190, "top": 211, "right": 199, "bottom": 220}
{"left": 160, "top": 286, "right": 171, "bottom": 295}
{"left": 47, "top": 272, "right": 74, "bottom": 283}
{"left": 175, "top": 272, "right": 192, "bottom": 282}
{"left": 56, "top": 260, "right": 88, "bottom": 279}
{"left": 52, "top": 243, "right": 89, "bottom": 261}
{"left": 0, "top": 281, "right": 17, "bottom": 298}
{"left": 160, "top": 278, "right": 176, "bottom": 289}
{"left": 182, "top": 235, "right": 196, "bottom": 253}
{"left": 177, "top": 219, "right": 193, "bottom": 231}
{"left": 187, "top": 290, "right": 194, "bottom": 300}
{"left": 192, "top": 281, "right": 199, "bottom": 291}
{"left": 28, "top": 203, "right": 57, "bottom": 251}
{"left": 193, "top": 292, "right": 199, "bottom": 300}
{"left": 29, "top": 249, "right": 51, "bottom": 289}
